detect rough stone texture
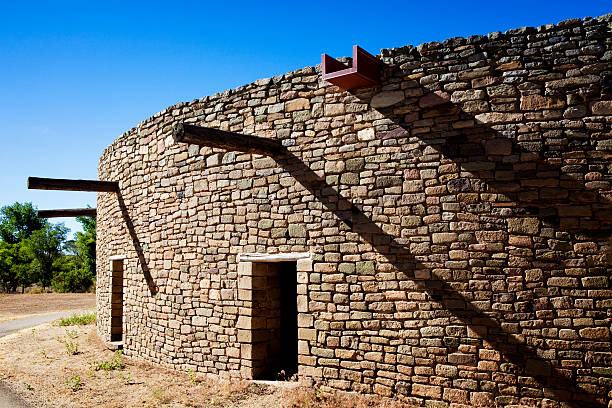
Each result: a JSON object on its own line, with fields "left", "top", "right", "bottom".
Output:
{"left": 97, "top": 14, "right": 612, "bottom": 407}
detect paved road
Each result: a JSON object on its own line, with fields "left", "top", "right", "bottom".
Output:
{"left": 0, "top": 310, "right": 93, "bottom": 338}
{"left": 0, "top": 310, "right": 94, "bottom": 407}
{"left": 0, "top": 381, "right": 30, "bottom": 408}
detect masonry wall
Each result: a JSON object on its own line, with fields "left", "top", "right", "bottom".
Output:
{"left": 97, "top": 14, "right": 612, "bottom": 407}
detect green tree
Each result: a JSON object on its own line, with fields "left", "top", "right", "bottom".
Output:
{"left": 0, "top": 202, "right": 93, "bottom": 293}
{"left": 0, "top": 202, "right": 46, "bottom": 244}
{"left": 0, "top": 242, "right": 19, "bottom": 292}
{"left": 0, "top": 203, "right": 46, "bottom": 292}
{"left": 51, "top": 217, "right": 95, "bottom": 293}
{"left": 22, "top": 224, "right": 68, "bottom": 289}
{"left": 75, "top": 216, "right": 96, "bottom": 277}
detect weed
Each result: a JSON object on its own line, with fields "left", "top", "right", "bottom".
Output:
{"left": 24, "top": 383, "right": 32, "bottom": 391}
{"left": 65, "top": 375, "right": 82, "bottom": 392}
{"left": 152, "top": 388, "right": 170, "bottom": 403}
{"left": 55, "top": 312, "right": 96, "bottom": 326}
{"left": 87, "top": 350, "right": 124, "bottom": 375}
{"left": 118, "top": 371, "right": 131, "bottom": 385}
{"left": 40, "top": 348, "right": 48, "bottom": 359}
{"left": 65, "top": 329, "right": 78, "bottom": 339}
{"left": 187, "top": 368, "right": 196, "bottom": 384}
{"left": 57, "top": 336, "right": 79, "bottom": 355}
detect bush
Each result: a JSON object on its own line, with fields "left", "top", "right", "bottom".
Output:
{"left": 55, "top": 312, "right": 96, "bottom": 326}
{"left": 51, "top": 259, "right": 94, "bottom": 293}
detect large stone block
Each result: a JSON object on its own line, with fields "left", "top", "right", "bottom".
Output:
{"left": 507, "top": 218, "right": 539, "bottom": 235}
{"left": 371, "top": 91, "right": 405, "bottom": 108}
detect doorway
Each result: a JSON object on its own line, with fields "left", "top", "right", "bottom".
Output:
{"left": 110, "top": 259, "right": 123, "bottom": 342}
{"left": 249, "top": 261, "right": 298, "bottom": 380}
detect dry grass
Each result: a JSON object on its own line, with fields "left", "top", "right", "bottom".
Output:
{"left": 280, "top": 386, "right": 414, "bottom": 408}
{"left": 0, "top": 293, "right": 95, "bottom": 321}
{"left": 0, "top": 323, "right": 271, "bottom": 408}
{"left": 0, "top": 322, "right": 415, "bottom": 408}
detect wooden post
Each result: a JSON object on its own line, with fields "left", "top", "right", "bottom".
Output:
{"left": 173, "top": 123, "right": 285, "bottom": 157}
{"left": 38, "top": 208, "right": 97, "bottom": 218}
{"left": 28, "top": 177, "right": 119, "bottom": 192}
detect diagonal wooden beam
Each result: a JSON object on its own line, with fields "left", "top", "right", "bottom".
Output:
{"left": 38, "top": 208, "right": 97, "bottom": 218}
{"left": 172, "top": 123, "right": 285, "bottom": 157}
{"left": 28, "top": 177, "right": 119, "bottom": 192}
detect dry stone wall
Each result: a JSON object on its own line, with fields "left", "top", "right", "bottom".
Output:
{"left": 98, "top": 14, "right": 612, "bottom": 407}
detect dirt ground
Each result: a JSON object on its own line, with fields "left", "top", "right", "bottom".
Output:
{"left": 0, "top": 323, "right": 411, "bottom": 408}
{"left": 0, "top": 293, "right": 96, "bottom": 321}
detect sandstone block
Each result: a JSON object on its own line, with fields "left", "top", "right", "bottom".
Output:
{"left": 419, "top": 91, "right": 451, "bottom": 108}
{"left": 591, "top": 101, "right": 612, "bottom": 115}
{"left": 371, "top": 91, "right": 405, "bottom": 108}
{"left": 356, "top": 261, "right": 375, "bottom": 276}
{"left": 324, "top": 103, "right": 345, "bottom": 116}
{"left": 412, "top": 384, "right": 442, "bottom": 399}
{"left": 448, "top": 353, "right": 475, "bottom": 364}
{"left": 485, "top": 139, "right": 512, "bottom": 155}
{"left": 346, "top": 158, "right": 365, "bottom": 171}
{"left": 520, "top": 94, "right": 564, "bottom": 110}
{"left": 340, "top": 172, "right": 359, "bottom": 185}
{"left": 470, "top": 392, "right": 494, "bottom": 407}
{"left": 257, "top": 219, "right": 273, "bottom": 229}
{"left": 401, "top": 216, "right": 422, "bottom": 227}
{"left": 443, "top": 388, "right": 468, "bottom": 403}
{"left": 546, "top": 75, "right": 599, "bottom": 89}
{"left": 421, "top": 326, "right": 444, "bottom": 337}
{"left": 451, "top": 89, "right": 485, "bottom": 103}
{"left": 298, "top": 328, "right": 316, "bottom": 341}
{"left": 507, "top": 218, "right": 539, "bottom": 235}
{"left": 579, "top": 327, "right": 610, "bottom": 340}
{"left": 475, "top": 112, "right": 523, "bottom": 124}
{"left": 432, "top": 233, "right": 458, "bottom": 244}
{"left": 285, "top": 98, "right": 310, "bottom": 112}
{"left": 288, "top": 224, "right": 307, "bottom": 237}
{"left": 357, "top": 128, "right": 375, "bottom": 141}
{"left": 376, "top": 176, "right": 402, "bottom": 188}
{"left": 487, "top": 84, "right": 517, "bottom": 97}
{"left": 581, "top": 276, "right": 608, "bottom": 288}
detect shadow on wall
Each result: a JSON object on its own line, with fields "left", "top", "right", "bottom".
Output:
{"left": 276, "top": 62, "right": 611, "bottom": 406}
{"left": 116, "top": 191, "right": 158, "bottom": 296}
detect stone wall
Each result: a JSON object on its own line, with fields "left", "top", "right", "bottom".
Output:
{"left": 97, "top": 14, "right": 612, "bottom": 407}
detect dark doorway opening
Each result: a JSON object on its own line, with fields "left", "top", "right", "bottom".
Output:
{"left": 110, "top": 259, "right": 123, "bottom": 342}
{"left": 251, "top": 261, "right": 298, "bottom": 380}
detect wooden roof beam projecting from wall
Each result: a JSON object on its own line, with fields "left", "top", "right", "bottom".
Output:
{"left": 173, "top": 123, "right": 285, "bottom": 157}
{"left": 38, "top": 208, "right": 97, "bottom": 218}
{"left": 27, "top": 177, "right": 119, "bottom": 192}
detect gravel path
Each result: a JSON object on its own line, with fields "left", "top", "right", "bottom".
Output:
{"left": 0, "top": 310, "right": 93, "bottom": 408}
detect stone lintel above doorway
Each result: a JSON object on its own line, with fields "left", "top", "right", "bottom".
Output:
{"left": 237, "top": 252, "right": 310, "bottom": 263}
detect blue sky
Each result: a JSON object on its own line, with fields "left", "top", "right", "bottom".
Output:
{"left": 0, "top": 1, "right": 609, "bottom": 237}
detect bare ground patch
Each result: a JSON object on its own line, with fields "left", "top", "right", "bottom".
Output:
{"left": 0, "top": 293, "right": 96, "bottom": 321}
{"left": 0, "top": 323, "right": 414, "bottom": 408}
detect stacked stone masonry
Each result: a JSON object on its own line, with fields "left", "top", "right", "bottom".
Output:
{"left": 97, "top": 14, "right": 612, "bottom": 407}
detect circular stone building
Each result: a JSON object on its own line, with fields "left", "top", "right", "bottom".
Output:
{"left": 96, "top": 15, "right": 612, "bottom": 407}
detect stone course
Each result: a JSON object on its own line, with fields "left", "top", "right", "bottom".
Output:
{"left": 97, "top": 14, "right": 612, "bottom": 407}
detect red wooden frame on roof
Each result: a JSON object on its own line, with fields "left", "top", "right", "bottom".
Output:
{"left": 321, "top": 45, "right": 379, "bottom": 90}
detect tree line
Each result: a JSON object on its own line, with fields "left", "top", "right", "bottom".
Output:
{"left": 0, "top": 202, "right": 96, "bottom": 293}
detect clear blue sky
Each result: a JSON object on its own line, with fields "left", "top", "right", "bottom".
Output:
{"left": 1, "top": 1, "right": 609, "bottom": 237}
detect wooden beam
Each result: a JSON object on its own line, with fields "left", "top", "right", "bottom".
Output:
{"left": 28, "top": 177, "right": 119, "bottom": 192}
{"left": 173, "top": 123, "right": 285, "bottom": 157}
{"left": 38, "top": 208, "right": 97, "bottom": 218}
